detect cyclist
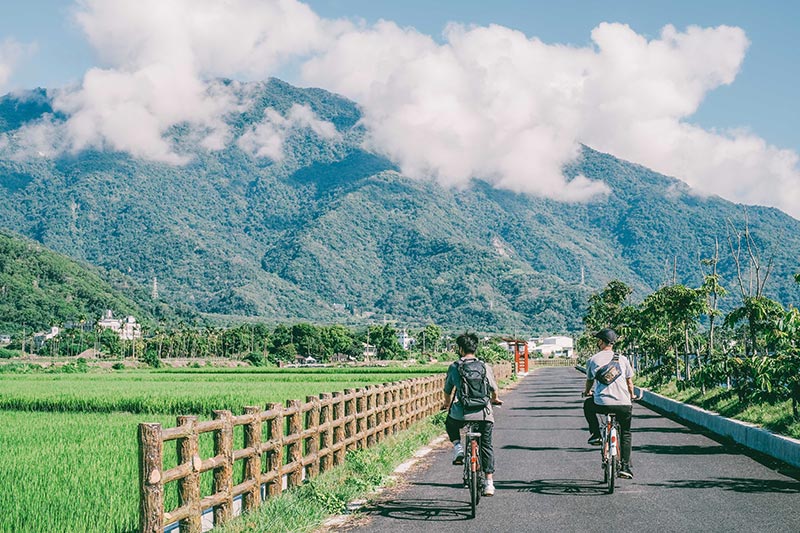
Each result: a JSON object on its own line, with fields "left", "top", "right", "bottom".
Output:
{"left": 443, "top": 332, "right": 503, "bottom": 496}
{"left": 581, "top": 328, "right": 635, "bottom": 479}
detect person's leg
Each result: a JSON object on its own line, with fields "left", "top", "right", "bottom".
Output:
{"left": 479, "top": 421, "right": 494, "bottom": 477}
{"left": 446, "top": 415, "right": 465, "bottom": 464}
{"left": 613, "top": 405, "right": 633, "bottom": 468}
{"left": 583, "top": 397, "right": 600, "bottom": 437}
{"left": 445, "top": 415, "right": 462, "bottom": 443}
{"left": 479, "top": 421, "right": 496, "bottom": 496}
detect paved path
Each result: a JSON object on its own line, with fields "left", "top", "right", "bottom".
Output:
{"left": 349, "top": 367, "right": 800, "bottom": 533}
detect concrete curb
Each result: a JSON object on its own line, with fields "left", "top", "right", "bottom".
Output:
{"left": 635, "top": 387, "right": 800, "bottom": 470}
{"left": 575, "top": 364, "right": 800, "bottom": 469}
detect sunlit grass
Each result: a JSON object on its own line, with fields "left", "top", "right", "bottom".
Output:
{"left": 646, "top": 381, "right": 800, "bottom": 439}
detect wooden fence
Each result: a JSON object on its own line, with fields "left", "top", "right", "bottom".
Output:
{"left": 138, "top": 364, "right": 512, "bottom": 532}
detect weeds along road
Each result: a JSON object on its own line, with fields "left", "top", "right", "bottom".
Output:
{"left": 347, "top": 367, "right": 800, "bottom": 533}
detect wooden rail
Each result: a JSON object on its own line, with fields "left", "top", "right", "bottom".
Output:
{"left": 139, "top": 364, "right": 512, "bottom": 532}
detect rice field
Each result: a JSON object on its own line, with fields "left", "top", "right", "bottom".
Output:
{"left": 0, "top": 366, "right": 444, "bottom": 533}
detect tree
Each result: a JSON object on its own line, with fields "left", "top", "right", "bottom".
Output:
{"left": 418, "top": 324, "right": 442, "bottom": 355}
{"left": 579, "top": 280, "right": 633, "bottom": 355}
{"left": 369, "top": 324, "right": 403, "bottom": 360}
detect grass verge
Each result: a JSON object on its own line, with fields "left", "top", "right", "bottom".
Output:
{"left": 639, "top": 379, "right": 800, "bottom": 440}
{"left": 217, "top": 411, "right": 448, "bottom": 533}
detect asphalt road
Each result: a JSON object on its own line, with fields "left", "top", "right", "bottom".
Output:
{"left": 348, "top": 367, "right": 800, "bottom": 533}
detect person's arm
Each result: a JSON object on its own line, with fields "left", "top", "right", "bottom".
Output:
{"left": 443, "top": 364, "right": 455, "bottom": 410}
{"left": 582, "top": 378, "right": 594, "bottom": 397}
{"left": 627, "top": 377, "right": 636, "bottom": 399}
{"left": 625, "top": 357, "right": 636, "bottom": 399}
{"left": 485, "top": 364, "right": 503, "bottom": 405}
{"left": 582, "top": 359, "right": 595, "bottom": 396}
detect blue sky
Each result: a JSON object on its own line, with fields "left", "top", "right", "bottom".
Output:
{"left": 2, "top": 0, "right": 796, "bottom": 152}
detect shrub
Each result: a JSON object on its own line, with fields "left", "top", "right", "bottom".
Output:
{"left": 111, "top": 362, "right": 125, "bottom": 370}
{"left": 243, "top": 352, "right": 266, "bottom": 367}
{"left": 0, "top": 347, "right": 20, "bottom": 359}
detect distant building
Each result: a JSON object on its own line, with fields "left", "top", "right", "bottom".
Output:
{"left": 363, "top": 343, "right": 376, "bottom": 360}
{"left": 97, "top": 310, "right": 142, "bottom": 340}
{"left": 533, "top": 336, "right": 574, "bottom": 358}
{"left": 397, "top": 328, "right": 415, "bottom": 350}
{"left": 0, "top": 334, "right": 11, "bottom": 345}
{"left": 33, "top": 327, "right": 60, "bottom": 348}
{"left": 330, "top": 353, "right": 353, "bottom": 363}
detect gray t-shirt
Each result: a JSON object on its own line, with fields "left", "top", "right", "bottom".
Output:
{"left": 444, "top": 357, "right": 498, "bottom": 422}
{"left": 587, "top": 350, "right": 634, "bottom": 406}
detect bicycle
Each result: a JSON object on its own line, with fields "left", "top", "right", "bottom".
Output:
{"left": 597, "top": 393, "right": 642, "bottom": 494}
{"left": 455, "top": 398, "right": 502, "bottom": 519}
{"left": 599, "top": 412, "right": 620, "bottom": 493}
{"left": 461, "top": 422, "right": 484, "bottom": 519}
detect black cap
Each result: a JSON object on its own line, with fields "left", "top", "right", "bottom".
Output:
{"left": 594, "top": 328, "right": 618, "bottom": 344}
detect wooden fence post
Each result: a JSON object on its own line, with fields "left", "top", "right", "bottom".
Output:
{"left": 398, "top": 383, "right": 407, "bottom": 430}
{"left": 306, "top": 396, "right": 321, "bottom": 478}
{"left": 286, "top": 399, "right": 303, "bottom": 488}
{"left": 139, "top": 423, "right": 164, "bottom": 533}
{"left": 176, "top": 416, "right": 201, "bottom": 533}
{"left": 366, "top": 386, "right": 376, "bottom": 447}
{"left": 374, "top": 385, "right": 385, "bottom": 443}
{"left": 392, "top": 385, "right": 400, "bottom": 434}
{"left": 319, "top": 393, "right": 333, "bottom": 472}
{"left": 212, "top": 410, "right": 233, "bottom": 525}
{"left": 356, "top": 389, "right": 367, "bottom": 448}
{"left": 243, "top": 406, "right": 262, "bottom": 513}
{"left": 332, "top": 392, "right": 346, "bottom": 464}
{"left": 344, "top": 389, "right": 356, "bottom": 452}
{"left": 266, "top": 402, "right": 283, "bottom": 498}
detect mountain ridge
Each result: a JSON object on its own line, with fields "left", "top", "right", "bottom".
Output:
{"left": 1, "top": 79, "right": 798, "bottom": 332}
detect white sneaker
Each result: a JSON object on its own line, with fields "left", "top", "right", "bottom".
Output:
{"left": 483, "top": 480, "right": 495, "bottom": 496}
{"left": 452, "top": 442, "right": 464, "bottom": 465}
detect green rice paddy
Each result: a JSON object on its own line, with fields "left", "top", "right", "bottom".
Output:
{"left": 0, "top": 367, "right": 444, "bottom": 533}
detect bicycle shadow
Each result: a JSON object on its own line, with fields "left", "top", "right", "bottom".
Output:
{"left": 494, "top": 478, "right": 608, "bottom": 496}
{"left": 644, "top": 477, "right": 800, "bottom": 494}
{"left": 360, "top": 497, "right": 472, "bottom": 522}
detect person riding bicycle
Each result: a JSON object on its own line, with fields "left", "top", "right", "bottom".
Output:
{"left": 443, "top": 333, "right": 503, "bottom": 496}
{"left": 582, "top": 328, "right": 635, "bottom": 479}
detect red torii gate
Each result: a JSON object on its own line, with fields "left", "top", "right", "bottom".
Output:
{"left": 504, "top": 338, "right": 529, "bottom": 374}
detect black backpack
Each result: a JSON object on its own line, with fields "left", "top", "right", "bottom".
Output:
{"left": 595, "top": 354, "right": 623, "bottom": 385}
{"left": 456, "top": 358, "right": 490, "bottom": 412}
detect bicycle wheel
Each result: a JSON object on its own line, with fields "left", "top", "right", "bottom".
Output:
{"left": 469, "top": 440, "right": 479, "bottom": 518}
{"left": 609, "top": 457, "right": 616, "bottom": 493}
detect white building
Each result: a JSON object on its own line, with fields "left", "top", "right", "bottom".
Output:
{"left": 397, "top": 329, "right": 415, "bottom": 350}
{"left": 97, "top": 310, "right": 142, "bottom": 340}
{"left": 533, "top": 336, "right": 575, "bottom": 358}
{"left": 33, "top": 327, "right": 60, "bottom": 348}
{"left": 0, "top": 334, "right": 10, "bottom": 345}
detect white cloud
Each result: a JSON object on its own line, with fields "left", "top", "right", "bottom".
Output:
{"left": 302, "top": 21, "right": 789, "bottom": 208}
{"left": 29, "top": 0, "right": 348, "bottom": 162}
{"left": 9, "top": 1, "right": 800, "bottom": 217}
{"left": 0, "top": 38, "right": 31, "bottom": 90}
{"left": 238, "top": 103, "right": 339, "bottom": 160}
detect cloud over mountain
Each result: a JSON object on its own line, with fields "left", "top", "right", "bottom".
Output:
{"left": 3, "top": 1, "right": 799, "bottom": 217}
{"left": 0, "top": 38, "right": 28, "bottom": 90}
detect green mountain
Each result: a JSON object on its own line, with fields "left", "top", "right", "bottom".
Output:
{"left": 0, "top": 229, "right": 160, "bottom": 334}
{"left": 1, "top": 79, "right": 798, "bottom": 333}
